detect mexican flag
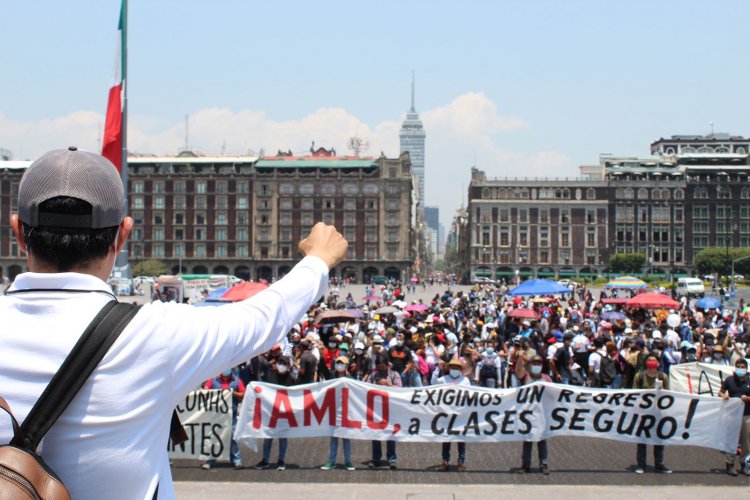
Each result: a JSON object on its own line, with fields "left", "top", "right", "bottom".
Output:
{"left": 102, "top": 0, "right": 126, "bottom": 172}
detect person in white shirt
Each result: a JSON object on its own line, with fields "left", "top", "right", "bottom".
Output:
{"left": 0, "top": 148, "right": 348, "bottom": 500}
{"left": 432, "top": 358, "right": 471, "bottom": 471}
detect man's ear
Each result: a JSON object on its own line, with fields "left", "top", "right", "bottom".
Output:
{"left": 10, "top": 214, "right": 27, "bottom": 254}
{"left": 114, "top": 217, "right": 134, "bottom": 253}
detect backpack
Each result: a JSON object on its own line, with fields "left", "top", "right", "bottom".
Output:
{"left": 598, "top": 355, "right": 618, "bottom": 386}
{"left": 479, "top": 362, "right": 498, "bottom": 383}
{"left": 0, "top": 302, "right": 140, "bottom": 500}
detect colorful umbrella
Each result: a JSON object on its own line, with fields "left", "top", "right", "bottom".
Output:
{"left": 606, "top": 276, "right": 647, "bottom": 289}
{"left": 507, "top": 279, "right": 572, "bottom": 296}
{"left": 410, "top": 276, "right": 419, "bottom": 283}
{"left": 220, "top": 281, "right": 268, "bottom": 302}
{"left": 362, "top": 295, "right": 380, "bottom": 301}
{"left": 601, "top": 311, "right": 627, "bottom": 321}
{"left": 507, "top": 308, "right": 541, "bottom": 319}
{"left": 405, "top": 303, "right": 428, "bottom": 312}
{"left": 695, "top": 297, "right": 721, "bottom": 310}
{"left": 601, "top": 298, "right": 630, "bottom": 305}
{"left": 376, "top": 305, "right": 399, "bottom": 314}
{"left": 626, "top": 292, "right": 680, "bottom": 309}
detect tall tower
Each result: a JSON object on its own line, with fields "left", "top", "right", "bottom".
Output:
{"left": 399, "top": 74, "right": 426, "bottom": 210}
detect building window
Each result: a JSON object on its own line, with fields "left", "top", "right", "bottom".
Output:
{"left": 539, "top": 209, "right": 549, "bottom": 224}
{"left": 174, "top": 196, "right": 186, "bottom": 209}
{"left": 153, "top": 212, "right": 164, "bottom": 225}
{"left": 343, "top": 227, "right": 356, "bottom": 242}
{"left": 237, "top": 196, "right": 248, "bottom": 209}
{"left": 216, "top": 227, "right": 227, "bottom": 240}
{"left": 499, "top": 208, "right": 510, "bottom": 223}
{"left": 133, "top": 196, "right": 144, "bottom": 209}
{"left": 216, "top": 181, "right": 228, "bottom": 193}
{"left": 694, "top": 187, "right": 708, "bottom": 199}
{"left": 302, "top": 212, "right": 313, "bottom": 226}
{"left": 344, "top": 199, "right": 356, "bottom": 210}
{"left": 194, "top": 212, "right": 206, "bottom": 225}
{"left": 153, "top": 227, "right": 164, "bottom": 240}
{"left": 174, "top": 180, "right": 186, "bottom": 193}
{"left": 237, "top": 244, "right": 248, "bottom": 257}
{"left": 195, "top": 244, "right": 206, "bottom": 257}
{"left": 153, "top": 181, "right": 165, "bottom": 193}
{"left": 301, "top": 198, "right": 313, "bottom": 210}
{"left": 539, "top": 249, "right": 549, "bottom": 264}
{"left": 279, "top": 228, "right": 292, "bottom": 242}
{"left": 539, "top": 227, "right": 549, "bottom": 247}
{"left": 693, "top": 206, "right": 709, "bottom": 219}
{"left": 279, "top": 198, "right": 292, "bottom": 210}
{"left": 153, "top": 196, "right": 164, "bottom": 209}
{"left": 299, "top": 184, "right": 314, "bottom": 195}
{"left": 195, "top": 196, "right": 207, "bottom": 209}
{"left": 586, "top": 228, "right": 596, "bottom": 247}
{"left": 366, "top": 199, "right": 378, "bottom": 210}
{"left": 174, "top": 228, "right": 183, "bottom": 241}
{"left": 216, "top": 244, "right": 227, "bottom": 257}
{"left": 153, "top": 244, "right": 164, "bottom": 257}
{"left": 717, "top": 186, "right": 732, "bottom": 199}
{"left": 518, "top": 209, "right": 528, "bottom": 223}
{"left": 279, "top": 183, "right": 294, "bottom": 195}
{"left": 586, "top": 188, "right": 595, "bottom": 200}
{"left": 216, "top": 196, "right": 228, "bottom": 209}
{"left": 499, "top": 228, "right": 510, "bottom": 246}
{"left": 237, "top": 227, "right": 248, "bottom": 240}
{"left": 560, "top": 209, "right": 570, "bottom": 224}
{"left": 560, "top": 229, "right": 570, "bottom": 247}
{"left": 322, "top": 212, "right": 334, "bottom": 225}
{"left": 196, "top": 181, "right": 207, "bottom": 194}
{"left": 237, "top": 181, "right": 249, "bottom": 194}
{"left": 216, "top": 211, "right": 227, "bottom": 225}
{"left": 132, "top": 211, "right": 144, "bottom": 224}
{"left": 195, "top": 228, "right": 206, "bottom": 240}
{"left": 133, "top": 181, "right": 143, "bottom": 194}
{"left": 674, "top": 188, "right": 684, "bottom": 200}
{"left": 237, "top": 211, "right": 249, "bottom": 225}
{"left": 586, "top": 210, "right": 596, "bottom": 224}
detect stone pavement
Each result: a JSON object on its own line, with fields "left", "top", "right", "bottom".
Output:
{"left": 173, "top": 482, "right": 750, "bottom": 500}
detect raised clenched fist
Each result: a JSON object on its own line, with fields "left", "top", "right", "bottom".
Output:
{"left": 299, "top": 222, "right": 348, "bottom": 270}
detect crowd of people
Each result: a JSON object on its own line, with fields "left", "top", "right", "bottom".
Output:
{"left": 198, "top": 280, "right": 750, "bottom": 476}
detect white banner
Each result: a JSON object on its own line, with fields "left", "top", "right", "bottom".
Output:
{"left": 669, "top": 362, "right": 736, "bottom": 396}
{"left": 168, "top": 389, "right": 233, "bottom": 460}
{"left": 234, "top": 379, "right": 744, "bottom": 453}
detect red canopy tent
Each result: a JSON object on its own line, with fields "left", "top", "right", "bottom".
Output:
{"left": 220, "top": 281, "right": 268, "bottom": 302}
{"left": 626, "top": 292, "right": 680, "bottom": 309}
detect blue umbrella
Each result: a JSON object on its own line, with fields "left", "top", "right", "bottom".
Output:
{"left": 695, "top": 297, "right": 721, "bottom": 310}
{"left": 507, "top": 279, "right": 572, "bottom": 296}
{"left": 204, "top": 287, "right": 230, "bottom": 302}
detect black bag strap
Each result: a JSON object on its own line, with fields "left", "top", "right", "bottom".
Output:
{"left": 14, "top": 301, "right": 141, "bottom": 450}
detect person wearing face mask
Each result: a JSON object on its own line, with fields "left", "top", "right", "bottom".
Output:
{"left": 348, "top": 341, "right": 371, "bottom": 380}
{"left": 476, "top": 344, "right": 501, "bottom": 388}
{"left": 364, "top": 355, "right": 402, "bottom": 469}
{"left": 709, "top": 345, "right": 731, "bottom": 365}
{"left": 632, "top": 352, "right": 672, "bottom": 474}
{"left": 200, "top": 367, "right": 246, "bottom": 470}
{"left": 515, "top": 354, "right": 552, "bottom": 474}
{"left": 432, "top": 358, "right": 471, "bottom": 471}
{"left": 320, "top": 356, "right": 356, "bottom": 471}
{"left": 388, "top": 332, "right": 413, "bottom": 384}
{"left": 718, "top": 358, "right": 750, "bottom": 476}
{"left": 254, "top": 356, "right": 298, "bottom": 470}
{"left": 318, "top": 334, "right": 341, "bottom": 381}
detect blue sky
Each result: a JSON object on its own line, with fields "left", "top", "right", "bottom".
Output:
{"left": 2, "top": 0, "right": 749, "bottom": 231}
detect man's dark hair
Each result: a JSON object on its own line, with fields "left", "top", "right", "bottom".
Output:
{"left": 22, "top": 197, "right": 118, "bottom": 272}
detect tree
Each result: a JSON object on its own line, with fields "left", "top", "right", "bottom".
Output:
{"left": 609, "top": 253, "right": 646, "bottom": 274}
{"left": 131, "top": 259, "right": 167, "bottom": 277}
{"left": 694, "top": 247, "right": 750, "bottom": 276}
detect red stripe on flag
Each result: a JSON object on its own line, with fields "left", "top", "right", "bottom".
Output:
{"left": 102, "top": 83, "right": 123, "bottom": 172}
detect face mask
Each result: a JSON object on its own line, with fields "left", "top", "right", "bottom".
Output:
{"left": 354, "top": 349, "right": 363, "bottom": 356}
{"left": 530, "top": 365, "right": 543, "bottom": 375}
{"left": 645, "top": 360, "right": 659, "bottom": 370}
{"left": 449, "top": 369, "right": 461, "bottom": 378}
{"left": 335, "top": 363, "right": 346, "bottom": 372}
{"left": 486, "top": 348, "right": 494, "bottom": 355}
{"left": 735, "top": 369, "right": 747, "bottom": 378}
{"left": 714, "top": 353, "right": 723, "bottom": 359}
{"left": 329, "top": 342, "right": 337, "bottom": 348}
{"left": 397, "top": 340, "right": 404, "bottom": 347}
{"left": 222, "top": 369, "right": 232, "bottom": 377}
{"left": 277, "top": 364, "right": 288, "bottom": 374}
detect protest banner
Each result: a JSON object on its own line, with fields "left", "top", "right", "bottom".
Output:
{"left": 669, "top": 362, "right": 735, "bottom": 396}
{"left": 234, "top": 379, "right": 744, "bottom": 453}
{"left": 168, "top": 389, "right": 233, "bottom": 460}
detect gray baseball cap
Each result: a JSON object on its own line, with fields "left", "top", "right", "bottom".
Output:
{"left": 18, "top": 147, "right": 124, "bottom": 229}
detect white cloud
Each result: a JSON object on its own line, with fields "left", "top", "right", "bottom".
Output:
{"left": 0, "top": 91, "right": 577, "bottom": 231}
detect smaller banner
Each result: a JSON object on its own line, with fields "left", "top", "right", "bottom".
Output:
{"left": 234, "top": 379, "right": 744, "bottom": 453}
{"left": 669, "top": 362, "right": 736, "bottom": 396}
{"left": 168, "top": 389, "right": 233, "bottom": 460}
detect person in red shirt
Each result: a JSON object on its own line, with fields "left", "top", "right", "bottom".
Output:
{"left": 200, "top": 368, "right": 245, "bottom": 469}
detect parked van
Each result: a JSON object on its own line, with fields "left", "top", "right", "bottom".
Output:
{"left": 676, "top": 277, "right": 705, "bottom": 297}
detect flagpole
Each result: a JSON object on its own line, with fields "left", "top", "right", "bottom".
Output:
{"left": 119, "top": 0, "right": 130, "bottom": 276}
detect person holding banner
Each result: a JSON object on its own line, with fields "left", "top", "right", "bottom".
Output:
{"left": 200, "top": 368, "right": 245, "bottom": 470}
{"left": 432, "top": 358, "right": 471, "bottom": 471}
{"left": 255, "top": 356, "right": 298, "bottom": 471}
{"left": 718, "top": 358, "right": 750, "bottom": 476}
{"left": 365, "top": 355, "right": 402, "bottom": 469}
{"left": 515, "top": 354, "right": 551, "bottom": 475}
{"left": 632, "top": 352, "right": 672, "bottom": 474}
{"left": 320, "top": 355, "right": 356, "bottom": 471}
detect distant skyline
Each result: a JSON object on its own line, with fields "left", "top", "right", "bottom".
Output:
{"left": 1, "top": 0, "right": 749, "bottom": 230}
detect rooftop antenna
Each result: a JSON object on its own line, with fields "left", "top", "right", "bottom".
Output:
{"left": 184, "top": 114, "right": 189, "bottom": 152}
{"left": 348, "top": 136, "right": 369, "bottom": 157}
{"left": 410, "top": 71, "right": 416, "bottom": 112}
{"left": 709, "top": 121, "right": 714, "bottom": 137}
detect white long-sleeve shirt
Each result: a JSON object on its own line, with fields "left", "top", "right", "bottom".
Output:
{"left": 0, "top": 256, "right": 328, "bottom": 500}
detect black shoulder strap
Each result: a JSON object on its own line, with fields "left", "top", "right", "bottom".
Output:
{"left": 16, "top": 301, "right": 141, "bottom": 450}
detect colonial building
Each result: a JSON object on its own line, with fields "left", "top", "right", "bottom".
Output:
{"left": 460, "top": 134, "right": 750, "bottom": 281}
{"left": 0, "top": 148, "right": 416, "bottom": 283}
